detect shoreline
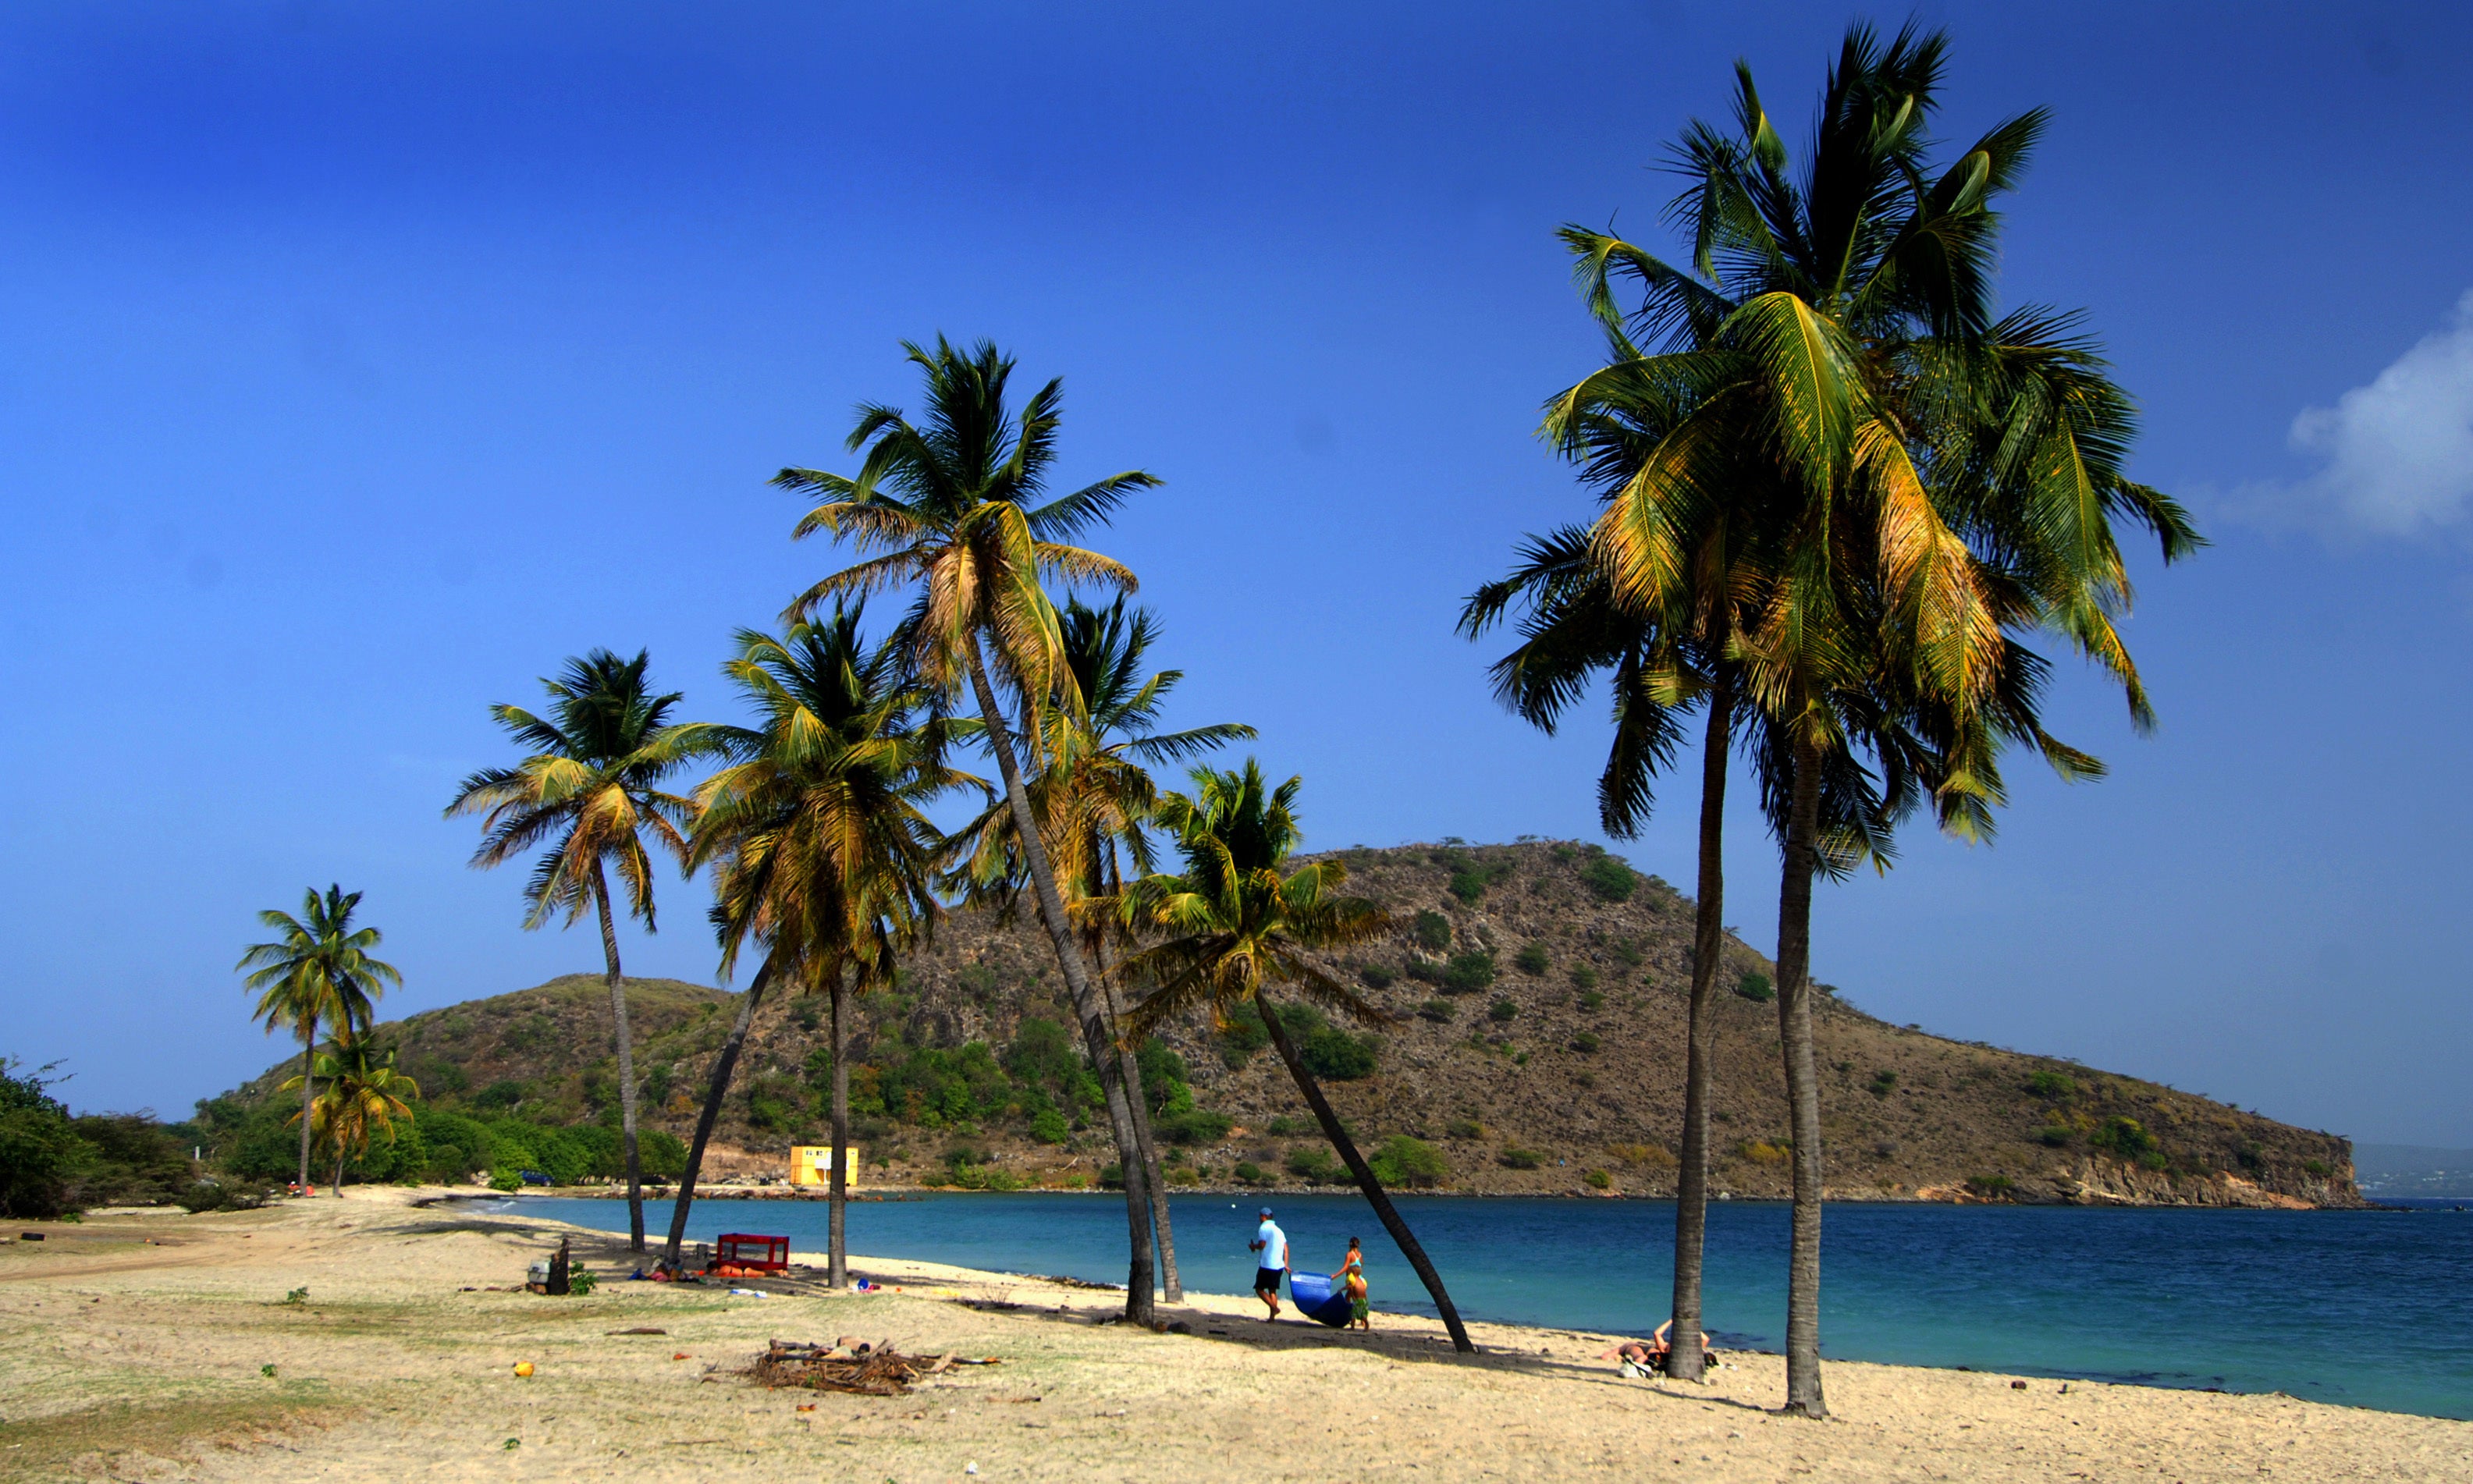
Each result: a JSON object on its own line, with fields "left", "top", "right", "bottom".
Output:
{"left": 485, "top": 1180, "right": 2378, "bottom": 1210}
{"left": 3, "top": 1189, "right": 2464, "bottom": 1481}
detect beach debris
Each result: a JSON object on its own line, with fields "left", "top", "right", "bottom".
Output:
{"left": 607, "top": 1326, "right": 669, "bottom": 1336}
{"left": 513, "top": 1362, "right": 535, "bottom": 1378}
{"left": 749, "top": 1338, "right": 993, "bottom": 1396}
{"left": 2012, "top": 1380, "right": 2028, "bottom": 1390}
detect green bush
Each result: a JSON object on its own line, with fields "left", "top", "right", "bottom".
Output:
{"left": 1285, "top": 1146, "right": 1339, "bottom": 1182}
{"left": 2302, "top": 1159, "right": 2333, "bottom": 1177}
{"left": 1580, "top": 855, "right": 1637, "bottom": 903}
{"left": 0, "top": 1060, "right": 89, "bottom": 1218}
{"left": 1154, "top": 1109, "right": 1234, "bottom": 1146}
{"left": 2036, "top": 1125, "right": 2073, "bottom": 1148}
{"left": 1232, "top": 1161, "right": 1265, "bottom": 1184}
{"left": 1497, "top": 1146, "right": 1544, "bottom": 1170}
{"left": 1578, "top": 990, "right": 1606, "bottom": 1011}
{"left": 1443, "top": 854, "right": 1516, "bottom": 905}
{"left": 1417, "top": 999, "right": 1455, "bottom": 1023}
{"left": 1410, "top": 911, "right": 1452, "bottom": 951}
{"left": 1213, "top": 1005, "right": 1270, "bottom": 1067}
{"left": 1487, "top": 999, "right": 1519, "bottom": 1023}
{"left": 2089, "top": 1116, "right": 2159, "bottom": 1160}
{"left": 1359, "top": 964, "right": 1397, "bottom": 990}
{"left": 472, "top": 1080, "right": 529, "bottom": 1111}
{"left": 1867, "top": 1070, "right": 1897, "bottom": 1099}
{"left": 1441, "top": 952, "right": 1497, "bottom": 995}
{"left": 1029, "top": 1109, "right": 1070, "bottom": 1145}
{"left": 1572, "top": 1031, "right": 1601, "bottom": 1053}
{"left": 2026, "top": 1070, "right": 2078, "bottom": 1100}
{"left": 1514, "top": 943, "right": 1551, "bottom": 975}
{"left": 1583, "top": 1168, "right": 1611, "bottom": 1191}
{"left": 1300, "top": 1028, "right": 1378, "bottom": 1081}
{"left": 1569, "top": 965, "right": 1600, "bottom": 991}
{"left": 1965, "top": 1174, "right": 2016, "bottom": 1199}
{"left": 1735, "top": 972, "right": 1774, "bottom": 1003}
{"left": 1267, "top": 1115, "right": 1313, "bottom": 1137}
{"left": 1368, "top": 1135, "right": 1448, "bottom": 1189}
{"left": 1445, "top": 1118, "right": 1483, "bottom": 1140}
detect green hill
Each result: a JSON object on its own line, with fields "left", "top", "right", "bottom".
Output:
{"left": 204, "top": 842, "right": 2358, "bottom": 1205}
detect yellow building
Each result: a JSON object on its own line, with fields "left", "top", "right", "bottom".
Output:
{"left": 791, "top": 1145, "right": 864, "bottom": 1187}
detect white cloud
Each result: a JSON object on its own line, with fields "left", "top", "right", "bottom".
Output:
{"left": 2290, "top": 289, "right": 2473, "bottom": 534}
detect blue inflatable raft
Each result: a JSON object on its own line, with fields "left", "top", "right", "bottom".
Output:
{"left": 1287, "top": 1271, "right": 1354, "bottom": 1328}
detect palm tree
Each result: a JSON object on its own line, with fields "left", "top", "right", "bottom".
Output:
{"left": 238, "top": 886, "right": 400, "bottom": 1194}
{"left": 1554, "top": 23, "right": 2202, "bottom": 1415}
{"left": 446, "top": 649, "right": 697, "bottom": 1253}
{"left": 773, "top": 336, "right": 1167, "bottom": 1322}
{"left": 670, "top": 608, "right": 967, "bottom": 1280}
{"left": 945, "top": 596, "right": 1255, "bottom": 1301}
{"left": 1115, "top": 762, "right": 1474, "bottom": 1353}
{"left": 283, "top": 1037, "right": 420, "bottom": 1192}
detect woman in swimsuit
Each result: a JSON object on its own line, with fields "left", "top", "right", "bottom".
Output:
{"left": 1332, "top": 1237, "right": 1370, "bottom": 1330}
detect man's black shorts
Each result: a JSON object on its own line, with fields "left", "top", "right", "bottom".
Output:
{"left": 1254, "top": 1267, "right": 1284, "bottom": 1294}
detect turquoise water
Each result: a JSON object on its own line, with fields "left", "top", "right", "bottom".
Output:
{"left": 515, "top": 1192, "right": 2473, "bottom": 1419}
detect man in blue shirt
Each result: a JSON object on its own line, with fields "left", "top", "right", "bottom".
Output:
{"left": 1249, "top": 1207, "right": 1288, "bottom": 1320}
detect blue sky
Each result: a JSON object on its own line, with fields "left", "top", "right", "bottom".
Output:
{"left": 5, "top": 2, "right": 2471, "bottom": 1146}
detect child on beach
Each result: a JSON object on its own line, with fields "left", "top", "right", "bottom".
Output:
{"left": 1333, "top": 1237, "right": 1370, "bottom": 1330}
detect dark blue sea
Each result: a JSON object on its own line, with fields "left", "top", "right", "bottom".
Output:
{"left": 511, "top": 1192, "right": 2473, "bottom": 1419}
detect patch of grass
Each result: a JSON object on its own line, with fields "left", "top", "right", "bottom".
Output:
{"left": 1867, "top": 1070, "right": 1898, "bottom": 1099}
{"left": 1571, "top": 1031, "right": 1601, "bottom": 1053}
{"left": 1445, "top": 1118, "right": 1484, "bottom": 1140}
{"left": 1738, "top": 1139, "right": 1791, "bottom": 1164}
{"left": 1497, "top": 1146, "right": 1544, "bottom": 1170}
{"left": 1577, "top": 989, "right": 1606, "bottom": 1011}
{"left": 1569, "top": 965, "right": 1599, "bottom": 991}
{"left": 0, "top": 1395, "right": 352, "bottom": 1482}
{"left": 1513, "top": 943, "right": 1551, "bottom": 975}
{"left": 1416, "top": 998, "right": 1455, "bottom": 1023}
{"left": 1611, "top": 939, "right": 1645, "bottom": 968}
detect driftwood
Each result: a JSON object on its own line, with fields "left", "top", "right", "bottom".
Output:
{"left": 748, "top": 1338, "right": 997, "bottom": 1396}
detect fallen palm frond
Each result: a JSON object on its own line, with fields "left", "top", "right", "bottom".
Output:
{"left": 748, "top": 1338, "right": 997, "bottom": 1395}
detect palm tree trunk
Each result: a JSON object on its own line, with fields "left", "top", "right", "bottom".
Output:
{"left": 333, "top": 1146, "right": 346, "bottom": 1195}
{"left": 829, "top": 961, "right": 851, "bottom": 1289}
{"left": 1093, "top": 931, "right": 1182, "bottom": 1301}
{"left": 297, "top": 1014, "right": 318, "bottom": 1192}
{"left": 1667, "top": 676, "right": 1732, "bottom": 1383}
{"left": 1255, "top": 986, "right": 1473, "bottom": 1353}
{"left": 962, "top": 634, "right": 1156, "bottom": 1323}
{"left": 1774, "top": 731, "right": 1828, "bottom": 1418}
{"left": 663, "top": 952, "right": 777, "bottom": 1269}
{"left": 591, "top": 863, "right": 646, "bottom": 1255}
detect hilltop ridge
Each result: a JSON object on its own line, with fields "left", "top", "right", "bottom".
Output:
{"left": 213, "top": 841, "right": 2357, "bottom": 1206}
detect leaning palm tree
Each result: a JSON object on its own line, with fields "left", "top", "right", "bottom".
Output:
{"left": 446, "top": 649, "right": 698, "bottom": 1253}
{"left": 669, "top": 608, "right": 966, "bottom": 1280}
{"left": 945, "top": 596, "right": 1254, "bottom": 1301}
{"left": 1115, "top": 762, "right": 1474, "bottom": 1353}
{"left": 773, "top": 336, "right": 1167, "bottom": 1322}
{"left": 238, "top": 886, "right": 400, "bottom": 1194}
{"left": 1557, "top": 23, "right": 2202, "bottom": 1415}
{"left": 284, "top": 1036, "right": 420, "bottom": 1192}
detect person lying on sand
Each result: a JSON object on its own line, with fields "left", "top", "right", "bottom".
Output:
{"left": 1598, "top": 1320, "right": 1715, "bottom": 1376}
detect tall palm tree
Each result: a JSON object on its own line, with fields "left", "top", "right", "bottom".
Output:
{"left": 946, "top": 596, "right": 1255, "bottom": 1302}
{"left": 238, "top": 886, "right": 400, "bottom": 1194}
{"left": 283, "top": 1037, "right": 420, "bottom": 1192}
{"left": 1555, "top": 23, "right": 2202, "bottom": 1415}
{"left": 1115, "top": 762, "right": 1474, "bottom": 1353}
{"left": 670, "top": 609, "right": 967, "bottom": 1280}
{"left": 773, "top": 336, "right": 1168, "bottom": 1322}
{"left": 445, "top": 649, "right": 698, "bottom": 1254}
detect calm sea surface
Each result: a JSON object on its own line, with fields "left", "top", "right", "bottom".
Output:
{"left": 514, "top": 1192, "right": 2473, "bottom": 1419}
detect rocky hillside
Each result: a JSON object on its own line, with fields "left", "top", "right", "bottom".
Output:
{"left": 218, "top": 841, "right": 2358, "bottom": 1206}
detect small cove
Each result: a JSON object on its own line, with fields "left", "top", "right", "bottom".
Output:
{"left": 517, "top": 1191, "right": 2473, "bottom": 1419}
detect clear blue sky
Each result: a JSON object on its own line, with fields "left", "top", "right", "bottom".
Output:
{"left": 6, "top": 2, "right": 2470, "bottom": 1147}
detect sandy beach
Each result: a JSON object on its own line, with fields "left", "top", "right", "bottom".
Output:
{"left": 2, "top": 1190, "right": 2464, "bottom": 1482}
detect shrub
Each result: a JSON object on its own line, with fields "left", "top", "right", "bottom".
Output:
{"left": 1441, "top": 952, "right": 1498, "bottom": 995}
{"left": 1285, "top": 1147, "right": 1339, "bottom": 1182}
{"left": 1232, "top": 1161, "right": 1265, "bottom": 1184}
{"left": 1580, "top": 855, "right": 1637, "bottom": 903}
{"left": 1734, "top": 972, "right": 1774, "bottom": 1003}
{"left": 1445, "top": 1118, "right": 1484, "bottom": 1140}
{"left": 2302, "top": 1159, "right": 2333, "bottom": 1177}
{"left": 1739, "top": 1140, "right": 1790, "bottom": 1165}
{"left": 1029, "top": 1109, "right": 1070, "bottom": 1145}
{"left": 2026, "top": 1070, "right": 2078, "bottom": 1101}
{"left": 1583, "top": 1168, "right": 1611, "bottom": 1191}
{"left": 1608, "top": 1142, "right": 1675, "bottom": 1170}
{"left": 1266, "top": 1115, "right": 1313, "bottom": 1137}
{"left": 1410, "top": 911, "right": 1451, "bottom": 951}
{"left": 1369, "top": 1136, "right": 1448, "bottom": 1188}
{"left": 1569, "top": 965, "right": 1600, "bottom": 991}
{"left": 1965, "top": 1174, "right": 2016, "bottom": 1199}
{"left": 0, "top": 1060, "right": 90, "bottom": 1218}
{"left": 473, "top": 1080, "right": 529, "bottom": 1111}
{"left": 2088, "top": 1116, "right": 2159, "bottom": 1160}
{"left": 1154, "top": 1109, "right": 1234, "bottom": 1146}
{"left": 1578, "top": 990, "right": 1606, "bottom": 1011}
{"left": 1487, "top": 999, "right": 1519, "bottom": 1024}
{"left": 1867, "top": 1070, "right": 1897, "bottom": 1099}
{"left": 179, "top": 1179, "right": 272, "bottom": 1213}
{"left": 2036, "top": 1125, "right": 2073, "bottom": 1148}
{"left": 1612, "top": 939, "right": 1645, "bottom": 967}
{"left": 1514, "top": 943, "right": 1551, "bottom": 975}
{"left": 1099, "top": 1163, "right": 1125, "bottom": 1189}
{"left": 1497, "top": 1146, "right": 1544, "bottom": 1170}
{"left": 489, "top": 1167, "right": 524, "bottom": 1192}
{"left": 1445, "top": 856, "right": 1515, "bottom": 904}
{"left": 1299, "top": 1028, "right": 1378, "bottom": 1081}
{"left": 1359, "top": 964, "right": 1397, "bottom": 990}
{"left": 1571, "top": 1031, "right": 1601, "bottom": 1053}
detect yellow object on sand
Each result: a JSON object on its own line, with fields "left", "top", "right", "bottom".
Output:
{"left": 513, "top": 1362, "right": 535, "bottom": 1378}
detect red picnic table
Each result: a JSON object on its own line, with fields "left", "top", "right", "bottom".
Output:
{"left": 712, "top": 1233, "right": 791, "bottom": 1274}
